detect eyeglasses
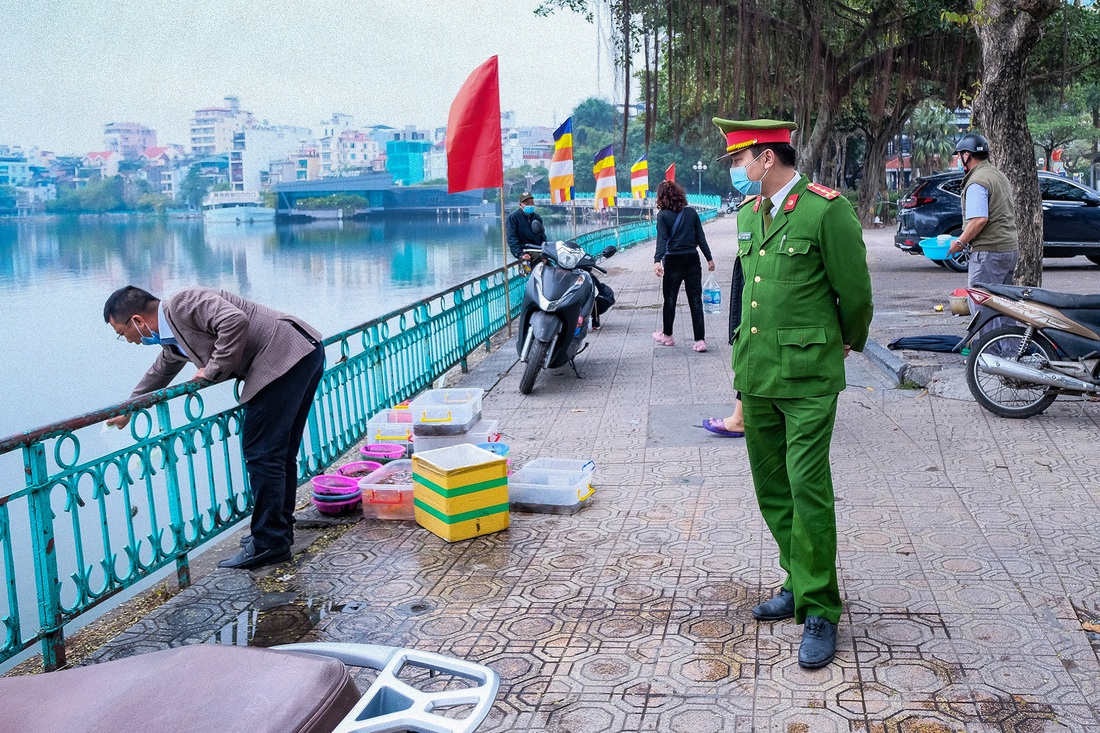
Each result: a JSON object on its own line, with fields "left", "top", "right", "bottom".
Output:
{"left": 116, "top": 316, "right": 136, "bottom": 341}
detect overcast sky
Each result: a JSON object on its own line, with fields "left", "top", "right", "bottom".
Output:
{"left": 0, "top": 0, "right": 619, "bottom": 154}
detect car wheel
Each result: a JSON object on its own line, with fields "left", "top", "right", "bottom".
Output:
{"left": 943, "top": 248, "right": 969, "bottom": 272}
{"left": 1088, "top": 255, "right": 1100, "bottom": 266}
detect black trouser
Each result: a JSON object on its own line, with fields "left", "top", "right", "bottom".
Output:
{"left": 661, "top": 252, "right": 705, "bottom": 341}
{"left": 241, "top": 341, "right": 326, "bottom": 553}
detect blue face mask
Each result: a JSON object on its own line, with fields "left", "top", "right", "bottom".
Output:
{"left": 729, "top": 152, "right": 767, "bottom": 196}
{"left": 133, "top": 317, "right": 162, "bottom": 346}
{"left": 523, "top": 205, "right": 535, "bottom": 214}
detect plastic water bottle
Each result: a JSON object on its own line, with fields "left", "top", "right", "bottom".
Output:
{"left": 702, "top": 274, "right": 721, "bottom": 315}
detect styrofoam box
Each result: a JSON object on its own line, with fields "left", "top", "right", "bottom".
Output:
{"left": 509, "top": 460, "right": 596, "bottom": 515}
{"left": 412, "top": 419, "right": 498, "bottom": 453}
{"left": 409, "top": 388, "right": 484, "bottom": 436}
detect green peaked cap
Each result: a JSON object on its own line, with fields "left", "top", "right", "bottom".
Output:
{"left": 713, "top": 118, "right": 798, "bottom": 159}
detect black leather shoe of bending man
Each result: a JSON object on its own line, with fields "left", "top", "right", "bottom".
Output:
{"left": 218, "top": 544, "right": 292, "bottom": 570}
{"left": 752, "top": 588, "right": 795, "bottom": 621}
{"left": 798, "top": 616, "right": 838, "bottom": 669}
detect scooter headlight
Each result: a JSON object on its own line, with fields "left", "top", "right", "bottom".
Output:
{"left": 553, "top": 241, "right": 585, "bottom": 269}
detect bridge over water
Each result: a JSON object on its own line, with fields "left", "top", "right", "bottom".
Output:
{"left": 271, "top": 173, "right": 677, "bottom": 221}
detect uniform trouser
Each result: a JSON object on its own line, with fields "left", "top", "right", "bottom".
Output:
{"left": 661, "top": 252, "right": 705, "bottom": 341}
{"left": 742, "top": 392, "right": 841, "bottom": 624}
{"left": 241, "top": 342, "right": 326, "bottom": 553}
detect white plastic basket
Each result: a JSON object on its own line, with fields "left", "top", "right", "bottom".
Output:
{"left": 508, "top": 461, "right": 595, "bottom": 515}
{"left": 409, "top": 389, "right": 484, "bottom": 435}
{"left": 412, "top": 419, "right": 498, "bottom": 453}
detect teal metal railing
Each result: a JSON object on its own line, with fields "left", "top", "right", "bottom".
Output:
{"left": 0, "top": 212, "right": 721, "bottom": 671}
{"left": 572, "top": 196, "right": 719, "bottom": 255}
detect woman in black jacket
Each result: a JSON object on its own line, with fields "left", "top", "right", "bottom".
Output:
{"left": 652, "top": 180, "right": 715, "bottom": 352}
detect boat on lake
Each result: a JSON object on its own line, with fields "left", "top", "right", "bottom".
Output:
{"left": 202, "top": 191, "right": 276, "bottom": 224}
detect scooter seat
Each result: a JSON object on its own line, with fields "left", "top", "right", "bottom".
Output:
{"left": 982, "top": 283, "right": 1100, "bottom": 310}
{"left": 0, "top": 645, "right": 360, "bottom": 733}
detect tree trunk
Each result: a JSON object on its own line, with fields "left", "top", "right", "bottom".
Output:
{"left": 719, "top": 1, "right": 728, "bottom": 109}
{"left": 643, "top": 27, "right": 651, "bottom": 150}
{"left": 801, "top": 97, "right": 833, "bottom": 181}
{"left": 621, "top": 0, "right": 631, "bottom": 160}
{"left": 857, "top": 131, "right": 891, "bottom": 225}
{"left": 971, "top": 0, "right": 1060, "bottom": 288}
{"left": 668, "top": 3, "right": 681, "bottom": 146}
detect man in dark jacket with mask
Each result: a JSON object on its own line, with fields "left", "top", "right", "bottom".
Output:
{"left": 506, "top": 191, "right": 547, "bottom": 260}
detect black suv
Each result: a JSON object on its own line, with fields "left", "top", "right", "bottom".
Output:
{"left": 894, "top": 170, "right": 1100, "bottom": 271}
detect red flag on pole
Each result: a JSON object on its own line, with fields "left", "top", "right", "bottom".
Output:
{"left": 446, "top": 56, "right": 503, "bottom": 193}
{"left": 665, "top": 162, "right": 676, "bottom": 182}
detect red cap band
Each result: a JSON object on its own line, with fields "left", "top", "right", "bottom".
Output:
{"left": 725, "top": 128, "right": 792, "bottom": 152}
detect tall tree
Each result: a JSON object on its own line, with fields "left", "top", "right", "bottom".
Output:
{"left": 968, "top": 0, "right": 1062, "bottom": 287}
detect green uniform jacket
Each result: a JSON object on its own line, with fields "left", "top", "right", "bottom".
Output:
{"left": 733, "top": 175, "right": 873, "bottom": 398}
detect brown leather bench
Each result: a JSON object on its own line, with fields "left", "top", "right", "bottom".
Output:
{"left": 0, "top": 642, "right": 500, "bottom": 733}
{"left": 0, "top": 645, "right": 360, "bottom": 733}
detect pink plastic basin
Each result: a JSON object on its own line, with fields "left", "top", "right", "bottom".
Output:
{"left": 310, "top": 474, "right": 360, "bottom": 495}
{"left": 311, "top": 491, "right": 363, "bottom": 515}
{"left": 360, "top": 444, "right": 406, "bottom": 461}
{"left": 336, "top": 461, "right": 384, "bottom": 479}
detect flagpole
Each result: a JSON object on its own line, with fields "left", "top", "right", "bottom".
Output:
{"left": 499, "top": 185, "right": 512, "bottom": 337}
{"left": 571, "top": 198, "right": 577, "bottom": 238}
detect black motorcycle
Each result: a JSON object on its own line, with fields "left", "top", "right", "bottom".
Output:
{"left": 516, "top": 240, "right": 616, "bottom": 394}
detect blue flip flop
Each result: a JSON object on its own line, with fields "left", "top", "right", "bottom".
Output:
{"left": 703, "top": 418, "right": 745, "bottom": 438}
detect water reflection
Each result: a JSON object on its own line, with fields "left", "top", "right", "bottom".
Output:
{"left": 0, "top": 215, "right": 587, "bottom": 436}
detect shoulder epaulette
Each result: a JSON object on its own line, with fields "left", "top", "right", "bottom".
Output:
{"left": 806, "top": 182, "right": 840, "bottom": 200}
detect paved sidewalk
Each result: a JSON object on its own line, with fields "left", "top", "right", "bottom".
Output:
{"left": 88, "top": 216, "right": 1100, "bottom": 732}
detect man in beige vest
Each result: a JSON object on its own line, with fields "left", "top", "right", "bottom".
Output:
{"left": 947, "top": 133, "right": 1019, "bottom": 315}
{"left": 104, "top": 286, "right": 325, "bottom": 570}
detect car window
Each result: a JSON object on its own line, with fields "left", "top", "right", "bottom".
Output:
{"left": 1040, "top": 177, "right": 1092, "bottom": 202}
{"left": 939, "top": 179, "right": 962, "bottom": 196}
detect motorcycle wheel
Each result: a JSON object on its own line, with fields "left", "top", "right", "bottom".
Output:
{"left": 519, "top": 339, "right": 549, "bottom": 395}
{"left": 965, "top": 325, "right": 1058, "bottom": 418}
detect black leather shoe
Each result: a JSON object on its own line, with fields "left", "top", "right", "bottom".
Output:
{"left": 798, "top": 616, "right": 838, "bottom": 669}
{"left": 752, "top": 588, "right": 795, "bottom": 621}
{"left": 218, "top": 545, "right": 292, "bottom": 570}
{"left": 240, "top": 535, "right": 292, "bottom": 548}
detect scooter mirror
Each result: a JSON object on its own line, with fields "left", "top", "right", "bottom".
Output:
{"left": 602, "top": 246, "right": 618, "bottom": 258}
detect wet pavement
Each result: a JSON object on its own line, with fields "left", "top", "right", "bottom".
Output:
{"left": 86, "top": 217, "right": 1100, "bottom": 732}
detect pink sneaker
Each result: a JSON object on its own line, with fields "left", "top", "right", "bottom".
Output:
{"left": 652, "top": 330, "right": 675, "bottom": 347}
{"left": 693, "top": 340, "right": 708, "bottom": 352}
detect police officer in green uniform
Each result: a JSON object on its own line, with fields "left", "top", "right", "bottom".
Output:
{"left": 714, "top": 118, "right": 874, "bottom": 669}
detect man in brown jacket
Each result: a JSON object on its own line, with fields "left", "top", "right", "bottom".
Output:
{"left": 104, "top": 286, "right": 326, "bottom": 570}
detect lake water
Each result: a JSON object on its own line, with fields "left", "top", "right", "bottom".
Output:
{"left": 0, "top": 215, "right": 589, "bottom": 438}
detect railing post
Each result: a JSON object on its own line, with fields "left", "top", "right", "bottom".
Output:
{"left": 25, "top": 442, "right": 65, "bottom": 670}
{"left": 455, "top": 290, "right": 469, "bottom": 373}
{"left": 483, "top": 280, "right": 493, "bottom": 352}
{"left": 155, "top": 402, "right": 190, "bottom": 590}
